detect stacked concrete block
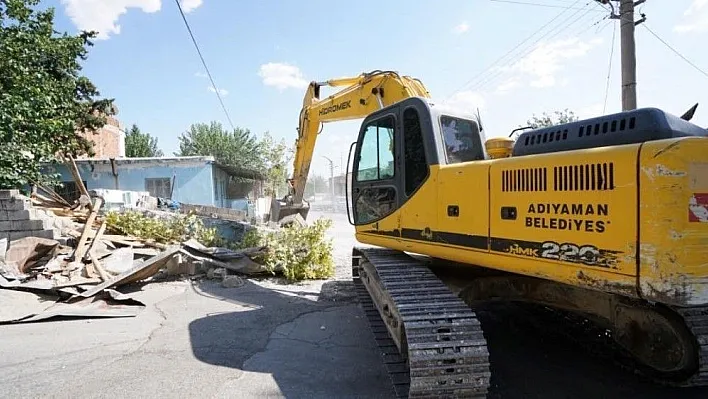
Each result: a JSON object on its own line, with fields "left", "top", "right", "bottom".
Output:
{"left": 0, "top": 190, "right": 55, "bottom": 242}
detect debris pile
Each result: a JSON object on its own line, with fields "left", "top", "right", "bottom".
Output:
{"left": 0, "top": 188, "right": 276, "bottom": 324}
{"left": 1, "top": 155, "right": 335, "bottom": 324}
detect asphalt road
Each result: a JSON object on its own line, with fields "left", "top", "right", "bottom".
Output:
{"left": 0, "top": 210, "right": 706, "bottom": 398}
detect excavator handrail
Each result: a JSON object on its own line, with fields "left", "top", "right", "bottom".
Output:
{"left": 344, "top": 140, "right": 356, "bottom": 225}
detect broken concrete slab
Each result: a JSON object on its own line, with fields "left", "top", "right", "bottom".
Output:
{"left": 0, "top": 219, "right": 46, "bottom": 232}
{"left": 0, "top": 189, "right": 19, "bottom": 200}
{"left": 0, "top": 197, "right": 32, "bottom": 211}
{"left": 0, "top": 209, "right": 36, "bottom": 221}
{"left": 222, "top": 275, "right": 244, "bottom": 288}
{"left": 78, "top": 246, "right": 181, "bottom": 298}
{"left": 6, "top": 230, "right": 55, "bottom": 242}
{"left": 101, "top": 247, "right": 135, "bottom": 276}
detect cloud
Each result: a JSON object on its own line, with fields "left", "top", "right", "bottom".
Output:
{"left": 500, "top": 37, "right": 601, "bottom": 89}
{"left": 258, "top": 62, "right": 309, "bottom": 90}
{"left": 439, "top": 91, "right": 486, "bottom": 116}
{"left": 495, "top": 77, "right": 520, "bottom": 94}
{"left": 675, "top": 0, "right": 708, "bottom": 33}
{"left": 180, "top": 0, "right": 203, "bottom": 13}
{"left": 194, "top": 71, "right": 208, "bottom": 78}
{"left": 208, "top": 86, "right": 228, "bottom": 96}
{"left": 453, "top": 22, "right": 469, "bottom": 34}
{"left": 59, "top": 0, "right": 204, "bottom": 40}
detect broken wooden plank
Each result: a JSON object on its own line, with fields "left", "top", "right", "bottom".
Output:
{"left": 65, "top": 154, "right": 92, "bottom": 211}
{"left": 54, "top": 277, "right": 102, "bottom": 288}
{"left": 83, "top": 220, "right": 107, "bottom": 262}
{"left": 70, "top": 197, "right": 104, "bottom": 262}
{"left": 27, "top": 178, "right": 72, "bottom": 207}
{"left": 89, "top": 248, "right": 111, "bottom": 282}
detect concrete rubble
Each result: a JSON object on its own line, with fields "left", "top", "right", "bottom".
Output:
{"left": 0, "top": 188, "right": 275, "bottom": 324}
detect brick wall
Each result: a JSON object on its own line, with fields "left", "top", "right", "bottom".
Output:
{"left": 77, "top": 114, "right": 126, "bottom": 159}
{"left": 0, "top": 190, "right": 55, "bottom": 242}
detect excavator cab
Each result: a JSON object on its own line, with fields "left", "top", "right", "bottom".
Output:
{"left": 346, "top": 96, "right": 486, "bottom": 226}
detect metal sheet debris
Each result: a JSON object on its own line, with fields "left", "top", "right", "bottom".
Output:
{"left": 0, "top": 289, "right": 144, "bottom": 324}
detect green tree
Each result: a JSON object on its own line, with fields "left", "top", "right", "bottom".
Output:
{"left": 258, "top": 132, "right": 292, "bottom": 197}
{"left": 175, "top": 122, "right": 296, "bottom": 198}
{"left": 525, "top": 109, "right": 579, "bottom": 129}
{"left": 125, "top": 124, "right": 163, "bottom": 157}
{"left": 0, "top": 0, "right": 114, "bottom": 188}
{"left": 175, "top": 121, "right": 262, "bottom": 169}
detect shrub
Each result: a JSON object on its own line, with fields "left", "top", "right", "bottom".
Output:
{"left": 241, "top": 218, "right": 334, "bottom": 281}
{"left": 104, "top": 210, "right": 220, "bottom": 246}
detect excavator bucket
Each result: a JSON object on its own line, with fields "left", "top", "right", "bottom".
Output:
{"left": 269, "top": 198, "right": 310, "bottom": 227}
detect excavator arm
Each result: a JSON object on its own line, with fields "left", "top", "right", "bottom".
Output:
{"left": 270, "top": 70, "right": 430, "bottom": 225}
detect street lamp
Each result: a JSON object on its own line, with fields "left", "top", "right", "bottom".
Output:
{"left": 322, "top": 156, "right": 337, "bottom": 210}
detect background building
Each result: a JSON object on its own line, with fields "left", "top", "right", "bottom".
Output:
{"left": 41, "top": 156, "right": 265, "bottom": 210}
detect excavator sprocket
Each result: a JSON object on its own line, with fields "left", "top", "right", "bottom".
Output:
{"left": 352, "top": 247, "right": 491, "bottom": 398}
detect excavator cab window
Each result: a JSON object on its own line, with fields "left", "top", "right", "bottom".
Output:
{"left": 353, "top": 115, "right": 398, "bottom": 224}
{"left": 356, "top": 116, "right": 395, "bottom": 181}
{"left": 441, "top": 115, "right": 483, "bottom": 164}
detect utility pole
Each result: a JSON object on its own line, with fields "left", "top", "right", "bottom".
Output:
{"left": 600, "top": 0, "right": 646, "bottom": 111}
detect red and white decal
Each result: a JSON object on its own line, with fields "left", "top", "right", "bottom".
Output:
{"left": 689, "top": 193, "right": 708, "bottom": 222}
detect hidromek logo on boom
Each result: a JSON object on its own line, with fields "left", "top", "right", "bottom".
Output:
{"left": 319, "top": 100, "right": 352, "bottom": 116}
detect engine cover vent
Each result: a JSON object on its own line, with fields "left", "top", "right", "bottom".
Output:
{"left": 512, "top": 107, "right": 708, "bottom": 157}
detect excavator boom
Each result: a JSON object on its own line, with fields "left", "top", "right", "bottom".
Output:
{"left": 269, "top": 70, "right": 430, "bottom": 225}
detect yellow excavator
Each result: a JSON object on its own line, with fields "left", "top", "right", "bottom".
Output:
{"left": 270, "top": 70, "right": 708, "bottom": 398}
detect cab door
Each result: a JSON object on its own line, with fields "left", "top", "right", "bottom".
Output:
{"left": 350, "top": 106, "right": 402, "bottom": 235}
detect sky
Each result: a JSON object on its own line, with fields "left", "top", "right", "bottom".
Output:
{"left": 41, "top": 0, "right": 708, "bottom": 179}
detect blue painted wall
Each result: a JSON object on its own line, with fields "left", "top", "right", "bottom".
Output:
{"left": 42, "top": 159, "right": 217, "bottom": 207}
{"left": 212, "top": 165, "right": 229, "bottom": 208}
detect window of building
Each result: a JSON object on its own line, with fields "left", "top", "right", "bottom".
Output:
{"left": 145, "top": 178, "right": 171, "bottom": 198}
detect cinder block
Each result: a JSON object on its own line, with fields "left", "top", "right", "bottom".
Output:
{"left": 0, "top": 219, "right": 44, "bottom": 232}
{"left": 8, "top": 229, "right": 55, "bottom": 241}
{"left": 0, "top": 197, "right": 31, "bottom": 212}
{"left": 0, "top": 209, "right": 34, "bottom": 222}
{"left": 0, "top": 190, "right": 19, "bottom": 200}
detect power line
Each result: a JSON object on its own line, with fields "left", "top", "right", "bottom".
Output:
{"left": 172, "top": 0, "right": 236, "bottom": 131}
{"left": 488, "top": 0, "right": 605, "bottom": 11}
{"left": 603, "top": 21, "right": 616, "bottom": 114}
{"left": 445, "top": 0, "right": 584, "bottom": 99}
{"left": 469, "top": 1, "right": 598, "bottom": 93}
{"left": 641, "top": 24, "right": 708, "bottom": 80}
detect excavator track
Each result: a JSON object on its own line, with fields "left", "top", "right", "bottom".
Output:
{"left": 677, "top": 306, "right": 708, "bottom": 386}
{"left": 518, "top": 303, "right": 708, "bottom": 387}
{"left": 352, "top": 247, "right": 491, "bottom": 398}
